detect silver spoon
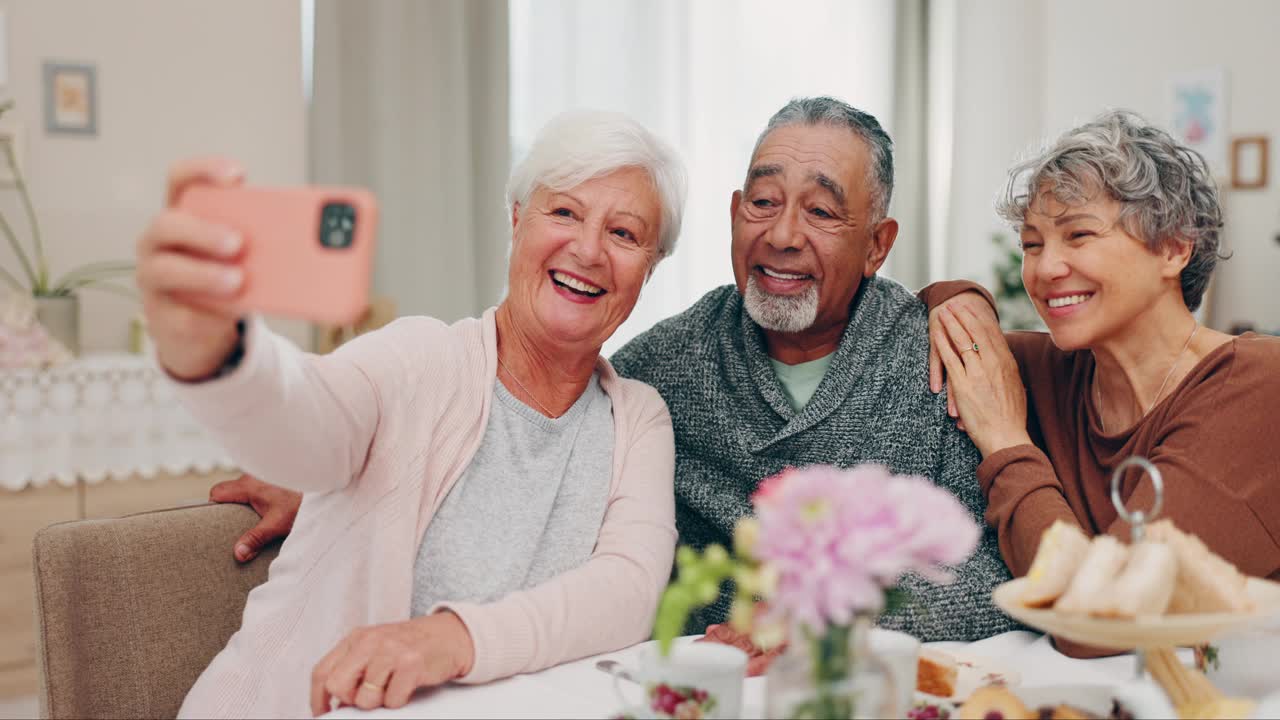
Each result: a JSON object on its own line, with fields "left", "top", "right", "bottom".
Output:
{"left": 595, "top": 659, "right": 638, "bottom": 683}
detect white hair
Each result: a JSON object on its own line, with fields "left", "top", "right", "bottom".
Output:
{"left": 505, "top": 110, "right": 687, "bottom": 263}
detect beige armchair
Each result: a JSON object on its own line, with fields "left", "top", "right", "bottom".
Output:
{"left": 32, "top": 503, "right": 279, "bottom": 719}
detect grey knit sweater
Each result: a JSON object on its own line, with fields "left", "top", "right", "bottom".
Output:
{"left": 611, "top": 276, "right": 1020, "bottom": 642}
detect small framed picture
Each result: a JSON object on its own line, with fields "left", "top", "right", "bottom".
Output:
{"left": 1230, "top": 136, "right": 1268, "bottom": 190}
{"left": 43, "top": 61, "right": 97, "bottom": 136}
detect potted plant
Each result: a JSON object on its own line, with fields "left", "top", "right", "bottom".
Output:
{"left": 990, "top": 232, "right": 1043, "bottom": 331}
{"left": 654, "top": 464, "right": 980, "bottom": 719}
{"left": 0, "top": 99, "right": 134, "bottom": 354}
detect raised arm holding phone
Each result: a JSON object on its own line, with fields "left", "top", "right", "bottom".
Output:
{"left": 137, "top": 111, "right": 685, "bottom": 718}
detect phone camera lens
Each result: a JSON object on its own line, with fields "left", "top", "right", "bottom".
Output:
{"left": 319, "top": 202, "right": 356, "bottom": 249}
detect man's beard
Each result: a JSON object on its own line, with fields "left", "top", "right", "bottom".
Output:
{"left": 743, "top": 274, "right": 819, "bottom": 333}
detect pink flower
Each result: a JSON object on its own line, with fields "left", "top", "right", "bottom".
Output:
{"left": 750, "top": 466, "right": 796, "bottom": 507}
{"left": 747, "top": 464, "right": 979, "bottom": 631}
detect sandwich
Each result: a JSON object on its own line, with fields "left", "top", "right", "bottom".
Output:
{"left": 1020, "top": 520, "right": 1091, "bottom": 607}
{"left": 1093, "top": 540, "right": 1178, "bottom": 619}
{"left": 1145, "top": 520, "right": 1255, "bottom": 614}
{"left": 1053, "top": 536, "right": 1129, "bottom": 615}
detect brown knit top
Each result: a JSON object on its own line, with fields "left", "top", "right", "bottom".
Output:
{"left": 979, "top": 331, "right": 1280, "bottom": 584}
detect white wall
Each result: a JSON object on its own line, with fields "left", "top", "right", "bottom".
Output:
{"left": 944, "top": 0, "right": 1280, "bottom": 331}
{"left": 944, "top": 0, "right": 1045, "bottom": 286}
{"left": 0, "top": 0, "right": 309, "bottom": 351}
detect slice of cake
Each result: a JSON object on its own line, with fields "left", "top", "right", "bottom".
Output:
{"left": 916, "top": 647, "right": 959, "bottom": 697}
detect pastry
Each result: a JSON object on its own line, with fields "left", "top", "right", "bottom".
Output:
{"left": 1036, "top": 703, "right": 1096, "bottom": 719}
{"left": 1053, "top": 536, "right": 1129, "bottom": 615}
{"left": 916, "top": 647, "right": 959, "bottom": 697}
{"left": 957, "top": 685, "right": 1032, "bottom": 720}
{"left": 1021, "top": 521, "right": 1091, "bottom": 608}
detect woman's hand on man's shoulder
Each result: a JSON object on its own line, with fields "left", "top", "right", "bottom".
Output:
{"left": 209, "top": 474, "right": 302, "bottom": 561}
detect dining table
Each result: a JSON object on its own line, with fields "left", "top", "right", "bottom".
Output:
{"left": 322, "top": 630, "right": 1197, "bottom": 719}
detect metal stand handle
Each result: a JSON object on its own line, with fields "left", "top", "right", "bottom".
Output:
{"left": 1110, "top": 455, "right": 1164, "bottom": 543}
{"left": 1109, "top": 456, "right": 1166, "bottom": 678}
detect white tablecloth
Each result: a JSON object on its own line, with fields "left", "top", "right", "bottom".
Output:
{"left": 0, "top": 353, "right": 236, "bottom": 490}
{"left": 323, "top": 632, "right": 1189, "bottom": 719}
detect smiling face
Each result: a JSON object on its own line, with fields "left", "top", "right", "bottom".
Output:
{"left": 1020, "top": 191, "right": 1191, "bottom": 351}
{"left": 506, "top": 166, "right": 662, "bottom": 353}
{"left": 730, "top": 123, "right": 896, "bottom": 337}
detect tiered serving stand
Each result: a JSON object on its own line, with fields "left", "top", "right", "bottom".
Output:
{"left": 992, "top": 457, "right": 1280, "bottom": 679}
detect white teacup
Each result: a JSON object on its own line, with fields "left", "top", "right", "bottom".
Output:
{"left": 610, "top": 642, "right": 748, "bottom": 719}
{"left": 868, "top": 628, "right": 921, "bottom": 716}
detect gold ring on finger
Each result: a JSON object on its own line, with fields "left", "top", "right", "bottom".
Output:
{"left": 361, "top": 681, "right": 384, "bottom": 693}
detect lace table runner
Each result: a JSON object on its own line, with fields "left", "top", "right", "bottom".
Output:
{"left": 0, "top": 354, "right": 236, "bottom": 490}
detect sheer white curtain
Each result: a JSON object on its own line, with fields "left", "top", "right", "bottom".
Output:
{"left": 510, "top": 0, "right": 898, "bottom": 354}
{"left": 309, "top": 0, "right": 511, "bottom": 323}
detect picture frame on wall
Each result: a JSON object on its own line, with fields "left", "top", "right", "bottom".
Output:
{"left": 43, "top": 61, "right": 97, "bottom": 136}
{"left": 1168, "top": 69, "right": 1228, "bottom": 177}
{"left": 1230, "top": 136, "right": 1268, "bottom": 190}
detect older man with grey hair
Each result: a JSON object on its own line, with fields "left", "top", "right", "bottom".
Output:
{"left": 610, "top": 96, "right": 1018, "bottom": 641}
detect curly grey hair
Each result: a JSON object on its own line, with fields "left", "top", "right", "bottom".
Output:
{"left": 996, "top": 110, "right": 1225, "bottom": 311}
{"left": 751, "top": 96, "right": 895, "bottom": 224}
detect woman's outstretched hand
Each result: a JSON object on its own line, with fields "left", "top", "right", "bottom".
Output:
{"left": 136, "top": 157, "right": 247, "bottom": 381}
{"left": 931, "top": 301, "right": 1033, "bottom": 457}
{"left": 310, "top": 612, "right": 475, "bottom": 716}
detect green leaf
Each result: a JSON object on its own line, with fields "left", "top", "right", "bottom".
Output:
{"left": 51, "top": 261, "right": 135, "bottom": 291}
{"left": 1200, "top": 644, "right": 1220, "bottom": 672}
{"left": 80, "top": 281, "right": 139, "bottom": 300}
{"left": 0, "top": 208, "right": 37, "bottom": 289}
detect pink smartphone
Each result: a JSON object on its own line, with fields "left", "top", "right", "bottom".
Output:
{"left": 176, "top": 185, "right": 378, "bottom": 326}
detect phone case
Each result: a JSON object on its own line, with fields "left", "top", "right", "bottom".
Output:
{"left": 176, "top": 185, "right": 378, "bottom": 326}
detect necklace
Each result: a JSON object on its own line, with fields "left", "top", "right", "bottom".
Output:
{"left": 497, "top": 355, "right": 559, "bottom": 418}
{"left": 1095, "top": 322, "right": 1199, "bottom": 432}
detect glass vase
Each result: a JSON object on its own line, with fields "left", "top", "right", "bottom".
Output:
{"left": 764, "top": 616, "right": 894, "bottom": 720}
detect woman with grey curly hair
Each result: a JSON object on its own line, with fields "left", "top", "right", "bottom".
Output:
{"left": 929, "top": 110, "right": 1280, "bottom": 653}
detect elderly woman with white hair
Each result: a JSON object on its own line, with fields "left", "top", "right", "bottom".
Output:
{"left": 931, "top": 110, "right": 1280, "bottom": 652}
{"left": 134, "top": 111, "right": 686, "bottom": 717}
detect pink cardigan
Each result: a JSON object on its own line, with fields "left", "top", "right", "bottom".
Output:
{"left": 174, "top": 310, "right": 677, "bottom": 718}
